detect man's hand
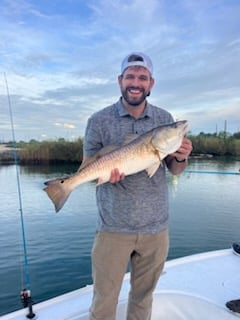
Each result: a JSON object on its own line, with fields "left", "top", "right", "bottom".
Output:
{"left": 109, "top": 168, "right": 125, "bottom": 184}
{"left": 166, "top": 138, "right": 192, "bottom": 175}
{"left": 171, "top": 138, "right": 192, "bottom": 161}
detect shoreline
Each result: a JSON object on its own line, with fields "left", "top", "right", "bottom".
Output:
{"left": 0, "top": 145, "right": 14, "bottom": 153}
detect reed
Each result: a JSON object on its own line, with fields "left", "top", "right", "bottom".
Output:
{"left": 188, "top": 132, "right": 240, "bottom": 156}
{"left": 1, "top": 131, "right": 240, "bottom": 165}
{"left": 0, "top": 138, "right": 83, "bottom": 164}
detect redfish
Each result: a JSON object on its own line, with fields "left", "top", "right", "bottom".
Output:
{"left": 44, "top": 120, "right": 188, "bottom": 212}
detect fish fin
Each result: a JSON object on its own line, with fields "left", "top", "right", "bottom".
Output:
{"left": 123, "top": 134, "right": 139, "bottom": 145}
{"left": 146, "top": 162, "right": 161, "bottom": 178}
{"left": 156, "top": 150, "right": 168, "bottom": 161}
{"left": 44, "top": 178, "right": 72, "bottom": 212}
{"left": 96, "top": 177, "right": 109, "bottom": 186}
{"left": 78, "top": 157, "right": 96, "bottom": 170}
{"left": 96, "top": 145, "right": 120, "bottom": 156}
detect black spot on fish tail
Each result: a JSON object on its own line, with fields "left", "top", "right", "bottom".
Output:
{"left": 43, "top": 182, "right": 72, "bottom": 213}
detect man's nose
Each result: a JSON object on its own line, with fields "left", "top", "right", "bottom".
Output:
{"left": 131, "top": 77, "right": 141, "bottom": 86}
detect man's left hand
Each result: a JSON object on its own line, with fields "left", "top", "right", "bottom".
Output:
{"left": 171, "top": 138, "right": 193, "bottom": 161}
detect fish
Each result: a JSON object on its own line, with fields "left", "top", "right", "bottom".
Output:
{"left": 44, "top": 120, "right": 188, "bottom": 212}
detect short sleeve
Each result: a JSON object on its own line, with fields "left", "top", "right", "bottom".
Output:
{"left": 83, "top": 116, "right": 103, "bottom": 157}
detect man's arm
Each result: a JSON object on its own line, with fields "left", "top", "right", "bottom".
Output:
{"left": 165, "top": 138, "right": 193, "bottom": 175}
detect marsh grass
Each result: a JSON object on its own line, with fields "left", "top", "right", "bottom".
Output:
{"left": 1, "top": 131, "right": 240, "bottom": 165}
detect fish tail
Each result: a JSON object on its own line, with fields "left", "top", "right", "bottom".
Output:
{"left": 44, "top": 179, "right": 72, "bottom": 212}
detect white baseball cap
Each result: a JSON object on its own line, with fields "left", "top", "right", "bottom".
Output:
{"left": 121, "top": 52, "right": 153, "bottom": 75}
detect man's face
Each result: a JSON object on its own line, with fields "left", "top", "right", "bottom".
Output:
{"left": 118, "top": 66, "right": 154, "bottom": 107}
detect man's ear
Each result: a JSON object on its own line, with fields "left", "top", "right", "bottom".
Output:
{"left": 118, "top": 74, "right": 123, "bottom": 86}
{"left": 150, "top": 77, "right": 155, "bottom": 89}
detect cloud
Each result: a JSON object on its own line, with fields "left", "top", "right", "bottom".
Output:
{"left": 0, "top": 0, "right": 239, "bottom": 141}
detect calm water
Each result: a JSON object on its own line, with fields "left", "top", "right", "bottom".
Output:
{"left": 0, "top": 158, "right": 240, "bottom": 316}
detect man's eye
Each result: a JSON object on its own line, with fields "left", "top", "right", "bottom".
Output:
{"left": 125, "top": 75, "right": 134, "bottom": 80}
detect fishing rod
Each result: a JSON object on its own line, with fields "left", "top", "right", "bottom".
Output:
{"left": 185, "top": 169, "right": 240, "bottom": 175}
{"left": 4, "top": 73, "right": 36, "bottom": 319}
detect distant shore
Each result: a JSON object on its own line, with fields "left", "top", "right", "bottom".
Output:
{"left": 1, "top": 133, "right": 240, "bottom": 166}
{"left": 0, "top": 145, "right": 16, "bottom": 165}
{"left": 0, "top": 145, "right": 14, "bottom": 153}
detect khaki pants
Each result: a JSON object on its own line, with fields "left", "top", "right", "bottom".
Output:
{"left": 89, "top": 229, "right": 169, "bottom": 320}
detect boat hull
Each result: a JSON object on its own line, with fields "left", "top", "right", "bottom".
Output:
{"left": 0, "top": 249, "right": 238, "bottom": 319}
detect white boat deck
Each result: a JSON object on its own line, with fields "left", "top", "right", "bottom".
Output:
{"left": 1, "top": 248, "right": 239, "bottom": 319}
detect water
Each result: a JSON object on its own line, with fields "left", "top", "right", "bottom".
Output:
{"left": 0, "top": 158, "right": 240, "bottom": 316}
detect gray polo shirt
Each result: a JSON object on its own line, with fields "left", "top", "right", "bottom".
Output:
{"left": 83, "top": 99, "right": 174, "bottom": 234}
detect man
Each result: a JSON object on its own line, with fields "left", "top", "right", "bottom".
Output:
{"left": 83, "top": 52, "right": 192, "bottom": 320}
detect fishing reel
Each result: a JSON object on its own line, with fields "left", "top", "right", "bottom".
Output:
{"left": 20, "top": 289, "right": 36, "bottom": 319}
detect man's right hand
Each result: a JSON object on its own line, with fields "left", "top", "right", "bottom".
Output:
{"left": 109, "top": 168, "right": 125, "bottom": 183}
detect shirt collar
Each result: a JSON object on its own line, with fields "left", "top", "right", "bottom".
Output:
{"left": 116, "top": 98, "right": 152, "bottom": 119}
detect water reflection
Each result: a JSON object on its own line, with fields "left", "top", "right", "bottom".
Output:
{"left": 0, "top": 158, "right": 240, "bottom": 316}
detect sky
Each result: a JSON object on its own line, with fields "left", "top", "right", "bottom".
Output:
{"left": 0, "top": 0, "right": 239, "bottom": 142}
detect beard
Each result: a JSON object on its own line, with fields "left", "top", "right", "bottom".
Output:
{"left": 121, "top": 86, "right": 150, "bottom": 106}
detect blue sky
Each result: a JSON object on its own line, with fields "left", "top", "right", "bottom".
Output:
{"left": 0, "top": 0, "right": 239, "bottom": 141}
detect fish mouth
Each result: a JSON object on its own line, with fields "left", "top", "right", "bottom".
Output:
{"left": 182, "top": 121, "right": 188, "bottom": 135}
{"left": 176, "top": 120, "right": 188, "bottom": 135}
